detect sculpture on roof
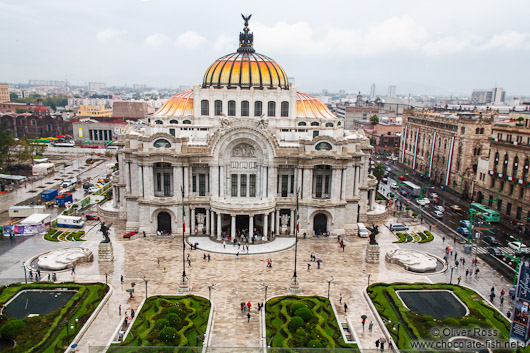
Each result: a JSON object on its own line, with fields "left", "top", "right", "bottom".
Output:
{"left": 238, "top": 14, "right": 254, "bottom": 52}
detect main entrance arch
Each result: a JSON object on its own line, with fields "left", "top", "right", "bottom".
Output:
{"left": 157, "top": 212, "right": 171, "bottom": 234}
{"left": 313, "top": 213, "right": 327, "bottom": 234}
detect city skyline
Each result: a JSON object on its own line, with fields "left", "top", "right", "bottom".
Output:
{"left": 1, "top": 0, "right": 529, "bottom": 95}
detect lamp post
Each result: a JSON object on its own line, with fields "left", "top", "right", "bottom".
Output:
{"left": 449, "top": 266, "right": 455, "bottom": 284}
{"left": 207, "top": 283, "right": 216, "bottom": 301}
{"left": 23, "top": 264, "right": 27, "bottom": 284}
{"left": 260, "top": 283, "right": 268, "bottom": 302}
{"left": 291, "top": 188, "right": 300, "bottom": 287}
{"left": 180, "top": 186, "right": 187, "bottom": 287}
{"left": 143, "top": 277, "right": 149, "bottom": 300}
{"left": 66, "top": 317, "right": 79, "bottom": 338}
{"left": 327, "top": 276, "right": 334, "bottom": 299}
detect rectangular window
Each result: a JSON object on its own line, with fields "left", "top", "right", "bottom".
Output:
{"left": 517, "top": 206, "right": 522, "bottom": 220}
{"left": 99, "top": 130, "right": 103, "bottom": 141}
{"left": 313, "top": 130, "right": 319, "bottom": 138}
{"left": 156, "top": 173, "right": 162, "bottom": 192}
{"left": 249, "top": 174, "right": 256, "bottom": 197}
{"left": 509, "top": 183, "right": 514, "bottom": 195}
{"left": 201, "top": 100, "right": 209, "bottom": 116}
{"left": 240, "top": 174, "right": 247, "bottom": 197}
{"left": 267, "top": 101, "right": 276, "bottom": 117}
{"left": 315, "top": 175, "right": 323, "bottom": 197}
{"left": 231, "top": 174, "right": 238, "bottom": 197}
{"left": 215, "top": 100, "right": 222, "bottom": 116}
{"left": 497, "top": 199, "right": 502, "bottom": 212}
{"left": 506, "top": 202, "right": 512, "bottom": 216}
{"left": 324, "top": 175, "right": 330, "bottom": 194}
{"left": 254, "top": 101, "right": 262, "bottom": 116}
{"left": 281, "top": 175, "right": 288, "bottom": 197}
{"left": 192, "top": 175, "right": 197, "bottom": 193}
{"left": 199, "top": 174, "right": 206, "bottom": 196}
{"left": 228, "top": 100, "right": 236, "bottom": 116}
{"left": 163, "top": 173, "right": 171, "bottom": 196}
{"left": 281, "top": 102, "right": 289, "bottom": 117}
{"left": 169, "top": 128, "right": 175, "bottom": 137}
{"left": 89, "top": 130, "right": 93, "bottom": 140}
{"left": 291, "top": 175, "right": 295, "bottom": 193}
{"left": 241, "top": 101, "right": 249, "bottom": 117}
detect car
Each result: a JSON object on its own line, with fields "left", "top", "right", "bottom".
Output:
{"left": 488, "top": 247, "right": 503, "bottom": 257}
{"left": 390, "top": 223, "right": 409, "bottom": 231}
{"left": 386, "top": 167, "right": 391, "bottom": 173}
{"left": 434, "top": 206, "right": 445, "bottom": 213}
{"left": 381, "top": 177, "right": 388, "bottom": 184}
{"left": 483, "top": 236, "right": 499, "bottom": 246}
{"left": 85, "top": 214, "right": 99, "bottom": 220}
{"left": 123, "top": 231, "right": 138, "bottom": 239}
{"left": 457, "top": 227, "right": 470, "bottom": 236}
{"left": 428, "top": 192, "right": 438, "bottom": 199}
{"left": 433, "top": 210, "right": 444, "bottom": 218}
{"left": 399, "top": 175, "right": 406, "bottom": 181}
{"left": 87, "top": 186, "right": 99, "bottom": 193}
{"left": 508, "top": 241, "right": 528, "bottom": 252}
{"left": 94, "top": 183, "right": 104, "bottom": 188}
{"left": 450, "top": 205, "right": 463, "bottom": 212}
{"left": 460, "top": 220, "right": 471, "bottom": 228}
{"left": 429, "top": 198, "right": 440, "bottom": 204}
{"left": 400, "top": 190, "right": 408, "bottom": 197}
{"left": 417, "top": 198, "right": 430, "bottom": 206}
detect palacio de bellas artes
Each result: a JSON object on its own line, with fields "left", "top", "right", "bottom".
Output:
{"left": 109, "top": 17, "right": 385, "bottom": 239}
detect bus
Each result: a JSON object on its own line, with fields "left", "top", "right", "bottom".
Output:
{"left": 470, "top": 203, "right": 500, "bottom": 223}
{"left": 401, "top": 181, "right": 421, "bottom": 197}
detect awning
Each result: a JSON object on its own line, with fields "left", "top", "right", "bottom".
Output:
{"left": 0, "top": 174, "right": 27, "bottom": 181}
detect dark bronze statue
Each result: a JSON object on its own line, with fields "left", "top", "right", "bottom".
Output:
{"left": 238, "top": 14, "right": 254, "bottom": 52}
{"left": 367, "top": 224, "right": 379, "bottom": 245}
{"left": 100, "top": 222, "right": 112, "bottom": 243}
{"left": 241, "top": 13, "right": 251, "bottom": 27}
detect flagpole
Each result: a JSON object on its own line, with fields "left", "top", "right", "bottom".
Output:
{"left": 293, "top": 187, "right": 300, "bottom": 280}
{"left": 181, "top": 186, "right": 187, "bottom": 281}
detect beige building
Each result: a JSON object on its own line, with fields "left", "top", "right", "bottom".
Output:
{"left": 104, "top": 18, "right": 383, "bottom": 237}
{"left": 78, "top": 105, "right": 113, "bottom": 117}
{"left": 399, "top": 108, "right": 493, "bottom": 198}
{"left": 474, "top": 117, "right": 530, "bottom": 222}
{"left": 0, "top": 83, "right": 9, "bottom": 103}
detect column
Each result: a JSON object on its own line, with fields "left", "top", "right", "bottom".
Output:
{"left": 231, "top": 215, "right": 236, "bottom": 239}
{"left": 371, "top": 188, "right": 376, "bottom": 210}
{"left": 270, "top": 211, "right": 274, "bottom": 234}
{"left": 140, "top": 165, "right": 144, "bottom": 198}
{"left": 290, "top": 209, "right": 295, "bottom": 235}
{"left": 249, "top": 215, "right": 254, "bottom": 235}
{"left": 112, "top": 186, "right": 118, "bottom": 208}
{"left": 126, "top": 162, "right": 131, "bottom": 193}
{"left": 183, "top": 166, "right": 189, "bottom": 196}
{"left": 340, "top": 168, "right": 346, "bottom": 200}
{"left": 206, "top": 209, "right": 210, "bottom": 235}
{"left": 263, "top": 212, "right": 268, "bottom": 238}
{"left": 354, "top": 166, "right": 359, "bottom": 195}
{"left": 217, "top": 213, "right": 222, "bottom": 240}
{"left": 220, "top": 166, "right": 225, "bottom": 197}
{"left": 261, "top": 166, "right": 267, "bottom": 197}
{"left": 303, "top": 167, "right": 312, "bottom": 200}
{"left": 211, "top": 166, "right": 218, "bottom": 198}
{"left": 144, "top": 165, "right": 153, "bottom": 198}
{"left": 210, "top": 211, "right": 215, "bottom": 237}
{"left": 191, "top": 208, "right": 196, "bottom": 233}
{"left": 275, "top": 210, "right": 280, "bottom": 235}
{"left": 297, "top": 168, "right": 303, "bottom": 197}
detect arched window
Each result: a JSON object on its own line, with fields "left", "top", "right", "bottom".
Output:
{"left": 503, "top": 154, "right": 509, "bottom": 175}
{"left": 325, "top": 122, "right": 334, "bottom": 127}
{"left": 214, "top": 100, "right": 222, "bottom": 115}
{"left": 494, "top": 152, "right": 500, "bottom": 172}
{"left": 298, "top": 122, "right": 307, "bottom": 126}
{"left": 337, "top": 121, "right": 341, "bottom": 126}
{"left": 267, "top": 101, "right": 276, "bottom": 117}
{"left": 155, "top": 120, "right": 163, "bottom": 125}
{"left": 169, "top": 119, "right": 178, "bottom": 124}
{"left": 311, "top": 122, "right": 320, "bottom": 126}
{"left": 154, "top": 139, "right": 171, "bottom": 148}
{"left": 513, "top": 156, "right": 519, "bottom": 178}
{"left": 315, "top": 142, "right": 332, "bottom": 151}
{"left": 477, "top": 147, "right": 481, "bottom": 155}
{"left": 254, "top": 101, "right": 263, "bottom": 116}
{"left": 475, "top": 128, "right": 480, "bottom": 134}
{"left": 281, "top": 101, "right": 289, "bottom": 117}
{"left": 480, "top": 128, "right": 484, "bottom": 134}
{"left": 201, "top": 100, "right": 209, "bottom": 116}
{"left": 241, "top": 101, "right": 249, "bottom": 117}
{"left": 523, "top": 158, "right": 530, "bottom": 181}
{"left": 183, "top": 120, "right": 191, "bottom": 124}
{"left": 228, "top": 100, "right": 236, "bottom": 116}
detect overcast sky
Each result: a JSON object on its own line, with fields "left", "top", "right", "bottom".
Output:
{"left": 1, "top": 0, "right": 529, "bottom": 95}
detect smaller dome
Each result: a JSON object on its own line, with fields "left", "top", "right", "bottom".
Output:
{"left": 296, "top": 93, "right": 336, "bottom": 119}
{"left": 154, "top": 91, "right": 193, "bottom": 117}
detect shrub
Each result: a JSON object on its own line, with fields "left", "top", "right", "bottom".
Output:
{"left": 307, "top": 339, "right": 323, "bottom": 348}
{"left": 154, "top": 318, "right": 169, "bottom": 330}
{"left": 405, "top": 206, "right": 411, "bottom": 210}
{"left": 0, "top": 319, "right": 26, "bottom": 338}
{"left": 443, "top": 318, "right": 459, "bottom": 326}
{"left": 412, "top": 211, "right": 418, "bottom": 217}
{"left": 166, "top": 313, "right": 180, "bottom": 327}
{"left": 288, "top": 316, "right": 304, "bottom": 331}
{"left": 290, "top": 302, "right": 307, "bottom": 315}
{"left": 159, "top": 326, "right": 177, "bottom": 344}
{"left": 294, "top": 307, "right": 313, "bottom": 322}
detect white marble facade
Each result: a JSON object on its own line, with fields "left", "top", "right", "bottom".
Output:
{"left": 113, "top": 21, "right": 378, "bottom": 238}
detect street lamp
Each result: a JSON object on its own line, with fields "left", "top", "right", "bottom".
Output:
{"left": 327, "top": 276, "right": 334, "bottom": 299}
{"left": 449, "top": 266, "right": 455, "bottom": 284}
{"left": 142, "top": 277, "right": 149, "bottom": 300}
{"left": 207, "top": 283, "right": 216, "bottom": 301}
{"left": 22, "top": 264, "right": 27, "bottom": 284}
{"left": 180, "top": 186, "right": 188, "bottom": 286}
{"left": 260, "top": 283, "right": 268, "bottom": 302}
{"left": 291, "top": 188, "right": 300, "bottom": 286}
{"left": 66, "top": 317, "right": 79, "bottom": 338}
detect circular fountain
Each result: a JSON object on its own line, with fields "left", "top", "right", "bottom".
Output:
{"left": 31, "top": 247, "right": 93, "bottom": 271}
{"left": 386, "top": 249, "right": 445, "bottom": 273}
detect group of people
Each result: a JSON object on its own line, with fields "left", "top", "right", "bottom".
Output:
{"left": 29, "top": 268, "right": 57, "bottom": 282}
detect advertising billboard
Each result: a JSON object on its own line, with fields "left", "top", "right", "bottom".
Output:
{"left": 510, "top": 263, "right": 530, "bottom": 345}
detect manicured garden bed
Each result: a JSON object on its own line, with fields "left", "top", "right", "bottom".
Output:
{"left": 393, "top": 231, "right": 434, "bottom": 244}
{"left": 0, "top": 282, "right": 108, "bottom": 353}
{"left": 265, "top": 295, "right": 358, "bottom": 350}
{"left": 368, "top": 283, "right": 512, "bottom": 350}
{"left": 44, "top": 230, "right": 85, "bottom": 242}
{"left": 111, "top": 295, "right": 210, "bottom": 348}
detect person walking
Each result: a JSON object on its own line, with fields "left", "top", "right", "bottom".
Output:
{"left": 465, "top": 269, "right": 469, "bottom": 278}
{"left": 369, "top": 321, "right": 373, "bottom": 332}
{"left": 121, "top": 275, "right": 124, "bottom": 284}
{"left": 375, "top": 339, "right": 380, "bottom": 349}
{"left": 236, "top": 252, "right": 239, "bottom": 260}
{"left": 208, "top": 254, "right": 211, "bottom": 262}
{"left": 307, "top": 263, "right": 311, "bottom": 271}
{"left": 131, "top": 309, "right": 135, "bottom": 319}
{"left": 457, "top": 276, "right": 461, "bottom": 285}
{"left": 475, "top": 268, "right": 480, "bottom": 277}
{"left": 240, "top": 302, "right": 244, "bottom": 313}
{"left": 362, "top": 317, "right": 366, "bottom": 329}
{"left": 157, "top": 258, "right": 160, "bottom": 268}
{"left": 119, "top": 305, "right": 122, "bottom": 316}
{"left": 344, "top": 303, "right": 348, "bottom": 312}
{"left": 247, "top": 312, "right": 251, "bottom": 323}
{"left": 247, "top": 301, "right": 252, "bottom": 312}
{"left": 71, "top": 265, "right": 76, "bottom": 275}
{"left": 339, "top": 294, "right": 343, "bottom": 304}
{"left": 443, "top": 236, "right": 446, "bottom": 243}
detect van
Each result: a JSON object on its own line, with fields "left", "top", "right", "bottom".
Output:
{"left": 107, "top": 146, "right": 118, "bottom": 150}
{"left": 357, "top": 223, "right": 369, "bottom": 238}
{"left": 390, "top": 223, "right": 409, "bottom": 231}
{"left": 56, "top": 215, "right": 85, "bottom": 228}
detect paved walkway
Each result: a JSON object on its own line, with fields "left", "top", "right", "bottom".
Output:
{"left": 188, "top": 236, "right": 295, "bottom": 255}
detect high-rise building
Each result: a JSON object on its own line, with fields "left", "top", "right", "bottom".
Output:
{"left": 471, "top": 88, "right": 506, "bottom": 104}
{"left": 387, "top": 85, "right": 396, "bottom": 98}
{"left": 370, "top": 84, "right": 376, "bottom": 98}
{"left": 88, "top": 82, "right": 107, "bottom": 91}
{"left": 0, "top": 83, "right": 9, "bottom": 103}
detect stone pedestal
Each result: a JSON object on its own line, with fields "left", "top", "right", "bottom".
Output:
{"left": 98, "top": 242, "right": 114, "bottom": 262}
{"left": 177, "top": 275, "right": 191, "bottom": 293}
{"left": 365, "top": 244, "right": 380, "bottom": 264}
{"left": 289, "top": 276, "right": 302, "bottom": 293}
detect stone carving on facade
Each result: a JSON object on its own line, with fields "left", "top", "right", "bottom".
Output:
{"left": 196, "top": 213, "right": 206, "bottom": 229}
{"left": 256, "top": 118, "right": 268, "bottom": 129}
{"left": 232, "top": 143, "right": 255, "bottom": 157}
{"left": 220, "top": 117, "right": 231, "bottom": 128}
{"left": 280, "top": 213, "right": 290, "bottom": 234}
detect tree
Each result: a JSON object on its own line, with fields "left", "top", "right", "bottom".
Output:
{"left": 15, "top": 108, "right": 27, "bottom": 114}
{"left": 9, "top": 93, "right": 18, "bottom": 101}
{"left": 372, "top": 163, "right": 385, "bottom": 183}
{"left": 0, "top": 320, "right": 26, "bottom": 338}
{"left": 0, "top": 121, "right": 14, "bottom": 168}
{"left": 369, "top": 114, "right": 379, "bottom": 146}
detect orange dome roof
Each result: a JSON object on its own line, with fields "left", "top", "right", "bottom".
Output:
{"left": 202, "top": 52, "right": 289, "bottom": 89}
{"left": 296, "top": 92, "right": 336, "bottom": 119}
{"left": 154, "top": 91, "right": 193, "bottom": 117}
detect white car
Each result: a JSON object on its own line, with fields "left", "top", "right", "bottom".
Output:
{"left": 429, "top": 192, "right": 439, "bottom": 199}
{"left": 508, "top": 241, "right": 528, "bottom": 252}
{"left": 87, "top": 186, "right": 99, "bottom": 193}
{"left": 417, "top": 198, "right": 430, "bottom": 206}
{"left": 434, "top": 206, "right": 445, "bottom": 213}
{"left": 433, "top": 210, "right": 444, "bottom": 218}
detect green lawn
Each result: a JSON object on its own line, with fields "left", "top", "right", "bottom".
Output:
{"left": 111, "top": 295, "right": 210, "bottom": 348}
{"left": 368, "top": 283, "right": 518, "bottom": 351}
{"left": 0, "top": 282, "right": 108, "bottom": 353}
{"left": 43, "top": 230, "right": 85, "bottom": 242}
{"left": 265, "top": 295, "right": 358, "bottom": 350}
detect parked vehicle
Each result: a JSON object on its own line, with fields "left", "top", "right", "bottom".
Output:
{"left": 428, "top": 192, "right": 438, "bottom": 199}
{"left": 399, "top": 175, "right": 406, "bottom": 181}
{"left": 417, "top": 198, "right": 430, "bottom": 206}
{"left": 460, "top": 220, "right": 471, "bottom": 228}
{"left": 430, "top": 198, "right": 440, "bottom": 204}
{"left": 41, "top": 189, "right": 58, "bottom": 201}
{"left": 400, "top": 190, "right": 408, "bottom": 197}
{"left": 508, "top": 241, "right": 528, "bottom": 252}
{"left": 450, "top": 205, "right": 463, "bottom": 213}
{"left": 56, "top": 215, "right": 84, "bottom": 228}
{"left": 488, "top": 247, "right": 503, "bottom": 257}
{"left": 123, "top": 231, "right": 138, "bottom": 239}
{"left": 457, "top": 227, "right": 470, "bottom": 236}
{"left": 357, "top": 223, "right": 369, "bottom": 238}
{"left": 390, "top": 223, "right": 409, "bottom": 231}
{"left": 85, "top": 214, "right": 99, "bottom": 220}
{"left": 87, "top": 186, "right": 99, "bottom": 193}
{"left": 483, "top": 236, "right": 499, "bottom": 246}
{"left": 56, "top": 193, "right": 73, "bottom": 207}
{"left": 86, "top": 158, "right": 94, "bottom": 165}
{"left": 9, "top": 205, "right": 46, "bottom": 218}
{"left": 433, "top": 210, "right": 444, "bottom": 219}
{"left": 434, "top": 206, "right": 445, "bottom": 213}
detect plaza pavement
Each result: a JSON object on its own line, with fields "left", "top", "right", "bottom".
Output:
{"left": 9, "top": 215, "right": 515, "bottom": 352}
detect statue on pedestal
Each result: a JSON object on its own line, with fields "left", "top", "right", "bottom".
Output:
{"left": 367, "top": 224, "right": 379, "bottom": 245}
{"left": 196, "top": 213, "right": 206, "bottom": 230}
{"left": 100, "top": 222, "right": 112, "bottom": 243}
